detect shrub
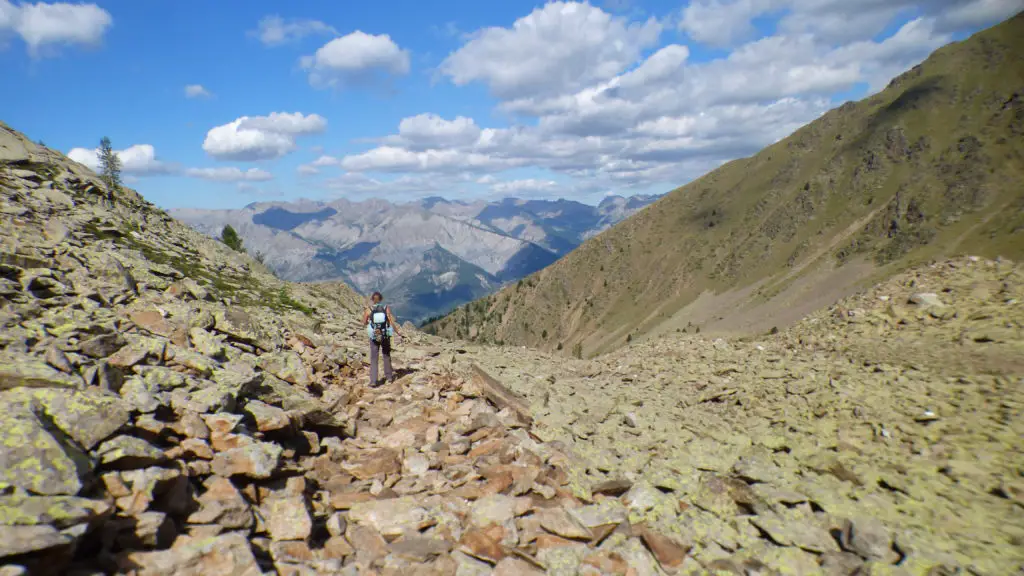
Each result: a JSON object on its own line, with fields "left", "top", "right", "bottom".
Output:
{"left": 221, "top": 225, "right": 244, "bottom": 252}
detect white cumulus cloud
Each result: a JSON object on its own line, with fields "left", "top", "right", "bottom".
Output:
{"left": 0, "top": 0, "right": 112, "bottom": 56}
{"left": 301, "top": 31, "right": 410, "bottom": 88}
{"left": 67, "top": 142, "right": 280, "bottom": 183}
{"left": 439, "top": 1, "right": 662, "bottom": 99}
{"left": 340, "top": 145, "right": 522, "bottom": 174}
{"left": 67, "top": 143, "right": 173, "bottom": 175}
{"left": 202, "top": 112, "right": 327, "bottom": 161}
{"left": 678, "top": 0, "right": 777, "bottom": 47}
{"left": 297, "top": 155, "right": 341, "bottom": 175}
{"left": 395, "top": 114, "right": 482, "bottom": 149}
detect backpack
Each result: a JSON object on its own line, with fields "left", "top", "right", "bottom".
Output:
{"left": 367, "top": 303, "right": 393, "bottom": 342}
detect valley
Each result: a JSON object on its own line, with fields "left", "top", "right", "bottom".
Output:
{"left": 172, "top": 194, "right": 659, "bottom": 325}
{"left": 0, "top": 6, "right": 1022, "bottom": 576}
{"left": 2, "top": 123, "right": 1020, "bottom": 573}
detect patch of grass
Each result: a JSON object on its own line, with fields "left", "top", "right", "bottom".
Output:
{"left": 274, "top": 287, "right": 314, "bottom": 316}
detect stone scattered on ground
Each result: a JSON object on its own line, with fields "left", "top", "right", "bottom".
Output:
{"left": 2, "top": 122, "right": 1022, "bottom": 574}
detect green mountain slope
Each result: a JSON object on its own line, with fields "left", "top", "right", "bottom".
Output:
{"left": 425, "top": 12, "right": 1024, "bottom": 356}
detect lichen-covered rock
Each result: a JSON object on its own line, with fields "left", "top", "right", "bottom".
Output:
{"left": 171, "top": 384, "right": 235, "bottom": 414}
{"left": 213, "top": 308, "right": 261, "bottom": 345}
{"left": 0, "top": 358, "right": 80, "bottom": 390}
{"left": 264, "top": 495, "right": 312, "bottom": 541}
{"left": 93, "top": 435, "right": 166, "bottom": 468}
{"left": 1, "top": 386, "right": 131, "bottom": 450}
{"left": 0, "top": 405, "right": 91, "bottom": 495}
{"left": 211, "top": 441, "right": 282, "bottom": 479}
{"left": 0, "top": 494, "right": 111, "bottom": 529}
{"left": 243, "top": 400, "right": 291, "bottom": 433}
{"left": 0, "top": 524, "right": 72, "bottom": 559}
{"left": 257, "top": 351, "right": 310, "bottom": 387}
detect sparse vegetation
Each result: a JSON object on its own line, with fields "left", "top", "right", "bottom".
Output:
{"left": 275, "top": 287, "right": 314, "bottom": 316}
{"left": 98, "top": 136, "right": 122, "bottom": 200}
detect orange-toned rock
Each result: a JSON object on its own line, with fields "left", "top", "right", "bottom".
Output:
{"left": 330, "top": 491, "right": 376, "bottom": 510}
{"left": 582, "top": 551, "right": 631, "bottom": 575}
{"left": 460, "top": 528, "right": 505, "bottom": 563}
{"left": 342, "top": 449, "right": 402, "bottom": 480}
{"left": 536, "top": 507, "right": 592, "bottom": 540}
{"left": 636, "top": 524, "right": 690, "bottom": 569}
{"left": 535, "top": 534, "right": 577, "bottom": 550}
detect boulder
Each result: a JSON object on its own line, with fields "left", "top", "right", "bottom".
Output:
{"left": 211, "top": 442, "right": 282, "bottom": 479}
{"left": 0, "top": 404, "right": 91, "bottom": 495}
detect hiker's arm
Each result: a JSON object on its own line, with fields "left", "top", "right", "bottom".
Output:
{"left": 361, "top": 308, "right": 370, "bottom": 325}
{"left": 387, "top": 307, "right": 401, "bottom": 335}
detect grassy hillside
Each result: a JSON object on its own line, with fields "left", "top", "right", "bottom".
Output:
{"left": 425, "top": 12, "right": 1024, "bottom": 356}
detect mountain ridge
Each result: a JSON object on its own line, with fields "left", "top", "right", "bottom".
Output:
{"left": 424, "top": 12, "right": 1024, "bottom": 356}
{"left": 171, "top": 192, "right": 660, "bottom": 323}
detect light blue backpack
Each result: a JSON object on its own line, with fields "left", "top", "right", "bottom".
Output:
{"left": 367, "top": 303, "right": 394, "bottom": 342}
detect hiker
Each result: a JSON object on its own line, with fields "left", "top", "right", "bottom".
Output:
{"left": 363, "top": 291, "right": 402, "bottom": 386}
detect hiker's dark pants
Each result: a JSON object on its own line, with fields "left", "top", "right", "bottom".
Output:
{"left": 369, "top": 337, "right": 393, "bottom": 385}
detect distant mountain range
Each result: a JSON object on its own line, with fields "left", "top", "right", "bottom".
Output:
{"left": 170, "top": 194, "right": 660, "bottom": 323}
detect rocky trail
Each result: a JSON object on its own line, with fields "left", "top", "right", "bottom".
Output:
{"left": 1, "top": 121, "right": 1022, "bottom": 575}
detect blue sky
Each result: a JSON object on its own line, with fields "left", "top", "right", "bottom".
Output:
{"left": 1, "top": 0, "right": 1020, "bottom": 209}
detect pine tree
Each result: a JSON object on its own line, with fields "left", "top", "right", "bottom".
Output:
{"left": 221, "top": 225, "right": 244, "bottom": 252}
{"left": 97, "top": 137, "right": 122, "bottom": 200}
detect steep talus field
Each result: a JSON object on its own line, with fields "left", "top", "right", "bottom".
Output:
{"left": 425, "top": 14, "right": 1024, "bottom": 356}
{"left": 465, "top": 256, "right": 1024, "bottom": 573}
{"left": 1, "top": 119, "right": 1021, "bottom": 574}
